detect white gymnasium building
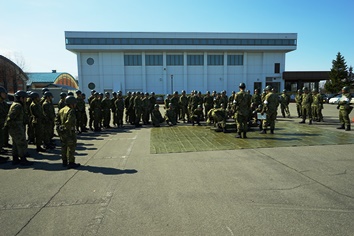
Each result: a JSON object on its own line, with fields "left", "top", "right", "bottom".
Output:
{"left": 65, "top": 31, "right": 297, "bottom": 95}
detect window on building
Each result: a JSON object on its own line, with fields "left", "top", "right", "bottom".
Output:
{"left": 124, "top": 55, "right": 142, "bottom": 66}
{"left": 207, "top": 55, "right": 224, "bottom": 65}
{"left": 274, "top": 63, "right": 280, "bottom": 73}
{"left": 187, "top": 55, "right": 204, "bottom": 65}
{"left": 167, "top": 55, "right": 184, "bottom": 66}
{"left": 227, "top": 55, "right": 244, "bottom": 65}
{"left": 145, "top": 55, "right": 163, "bottom": 66}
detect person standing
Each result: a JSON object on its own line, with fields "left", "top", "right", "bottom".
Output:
{"left": 234, "top": 83, "right": 251, "bottom": 138}
{"left": 58, "top": 92, "right": 67, "bottom": 111}
{"left": 260, "top": 86, "right": 279, "bottom": 134}
{"left": 203, "top": 91, "right": 214, "bottom": 121}
{"left": 337, "top": 86, "right": 352, "bottom": 131}
{"left": 295, "top": 89, "right": 303, "bottom": 118}
{"left": 134, "top": 92, "right": 143, "bottom": 127}
{"left": 42, "top": 91, "right": 55, "bottom": 149}
{"left": 56, "top": 96, "right": 80, "bottom": 169}
{"left": 111, "top": 92, "right": 118, "bottom": 127}
{"left": 90, "top": 92, "right": 102, "bottom": 132}
{"left": 75, "top": 90, "right": 87, "bottom": 132}
{"left": 114, "top": 93, "right": 125, "bottom": 128}
{"left": 0, "top": 87, "right": 9, "bottom": 163}
{"left": 4, "top": 90, "right": 32, "bottom": 165}
{"left": 311, "top": 89, "right": 324, "bottom": 122}
{"left": 280, "top": 89, "right": 291, "bottom": 118}
{"left": 299, "top": 87, "right": 313, "bottom": 125}
{"left": 30, "top": 92, "right": 46, "bottom": 153}
{"left": 88, "top": 90, "right": 96, "bottom": 130}
{"left": 101, "top": 92, "right": 112, "bottom": 128}
{"left": 142, "top": 92, "right": 151, "bottom": 125}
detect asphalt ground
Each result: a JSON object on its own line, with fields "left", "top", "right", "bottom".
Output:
{"left": 0, "top": 103, "right": 353, "bottom": 236}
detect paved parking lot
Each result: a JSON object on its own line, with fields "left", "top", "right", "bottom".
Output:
{"left": 0, "top": 103, "right": 353, "bottom": 236}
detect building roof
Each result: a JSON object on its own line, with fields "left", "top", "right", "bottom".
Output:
{"left": 26, "top": 72, "right": 63, "bottom": 85}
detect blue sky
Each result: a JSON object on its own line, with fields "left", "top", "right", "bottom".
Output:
{"left": 1, "top": 0, "right": 353, "bottom": 77}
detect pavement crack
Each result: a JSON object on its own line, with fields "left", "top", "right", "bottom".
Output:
{"left": 255, "top": 149, "right": 354, "bottom": 200}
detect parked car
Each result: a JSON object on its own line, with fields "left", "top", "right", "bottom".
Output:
{"left": 324, "top": 93, "right": 339, "bottom": 103}
{"left": 328, "top": 94, "right": 342, "bottom": 104}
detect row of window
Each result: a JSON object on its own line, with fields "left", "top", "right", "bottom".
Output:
{"left": 124, "top": 55, "right": 244, "bottom": 66}
{"left": 66, "top": 37, "right": 296, "bottom": 46}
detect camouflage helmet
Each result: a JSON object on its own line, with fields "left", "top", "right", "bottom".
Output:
{"left": 68, "top": 92, "right": 74, "bottom": 96}
{"left": 239, "top": 83, "right": 246, "bottom": 89}
{"left": 105, "top": 92, "right": 110, "bottom": 96}
{"left": 30, "top": 92, "right": 40, "bottom": 99}
{"left": 302, "top": 87, "right": 309, "bottom": 91}
{"left": 0, "top": 86, "right": 7, "bottom": 94}
{"left": 44, "top": 91, "right": 53, "bottom": 98}
{"left": 65, "top": 95, "right": 77, "bottom": 105}
{"left": 15, "top": 90, "right": 28, "bottom": 98}
{"left": 75, "top": 90, "right": 82, "bottom": 94}
{"left": 112, "top": 92, "right": 117, "bottom": 96}
{"left": 42, "top": 88, "right": 49, "bottom": 94}
{"left": 82, "top": 93, "right": 86, "bottom": 97}
{"left": 154, "top": 104, "right": 159, "bottom": 108}
{"left": 60, "top": 92, "right": 67, "bottom": 98}
{"left": 342, "top": 86, "right": 350, "bottom": 92}
{"left": 264, "top": 85, "right": 272, "bottom": 91}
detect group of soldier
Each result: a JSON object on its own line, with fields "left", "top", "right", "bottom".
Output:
{"left": 0, "top": 87, "right": 80, "bottom": 168}
{"left": 295, "top": 86, "right": 352, "bottom": 131}
{"left": 0, "top": 83, "right": 351, "bottom": 166}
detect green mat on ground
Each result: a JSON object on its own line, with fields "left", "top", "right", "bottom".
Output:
{"left": 150, "top": 120, "right": 354, "bottom": 154}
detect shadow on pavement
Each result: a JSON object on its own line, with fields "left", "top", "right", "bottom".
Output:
{"left": 0, "top": 161, "right": 138, "bottom": 175}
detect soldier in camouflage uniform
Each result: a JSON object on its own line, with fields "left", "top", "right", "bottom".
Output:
{"left": 114, "top": 93, "right": 125, "bottom": 128}
{"left": 29, "top": 92, "right": 46, "bottom": 153}
{"left": 337, "top": 86, "right": 352, "bottom": 131}
{"left": 56, "top": 96, "right": 80, "bottom": 169}
{"left": 148, "top": 92, "right": 156, "bottom": 118}
{"left": 211, "top": 105, "right": 227, "bottom": 132}
{"left": 179, "top": 90, "right": 189, "bottom": 123}
{"left": 311, "top": 89, "right": 324, "bottom": 122}
{"left": 234, "top": 83, "right": 251, "bottom": 138}
{"left": 165, "top": 103, "right": 177, "bottom": 126}
{"left": 191, "top": 105, "right": 203, "bottom": 126}
{"left": 76, "top": 90, "right": 87, "bottom": 132}
{"left": 82, "top": 93, "right": 88, "bottom": 129}
{"left": 203, "top": 91, "right": 214, "bottom": 121}
{"left": 295, "top": 89, "right": 302, "bottom": 118}
{"left": 0, "top": 87, "right": 9, "bottom": 163}
{"left": 151, "top": 104, "right": 165, "bottom": 127}
{"left": 5, "top": 90, "right": 32, "bottom": 166}
{"left": 142, "top": 92, "right": 151, "bottom": 125}
{"left": 164, "top": 94, "right": 171, "bottom": 110}
{"left": 279, "top": 89, "right": 291, "bottom": 118}
{"left": 299, "top": 87, "right": 313, "bottom": 125}
{"left": 88, "top": 90, "right": 96, "bottom": 130}
{"left": 124, "top": 92, "right": 132, "bottom": 124}
{"left": 170, "top": 91, "right": 180, "bottom": 121}
{"left": 101, "top": 92, "right": 112, "bottom": 128}
{"left": 134, "top": 92, "right": 143, "bottom": 127}
{"left": 42, "top": 91, "right": 56, "bottom": 149}
{"left": 40, "top": 88, "right": 49, "bottom": 105}
{"left": 58, "top": 92, "right": 67, "bottom": 111}
{"left": 25, "top": 92, "right": 35, "bottom": 144}
{"left": 260, "top": 86, "right": 279, "bottom": 134}
{"left": 90, "top": 92, "right": 102, "bottom": 132}
{"left": 111, "top": 92, "right": 118, "bottom": 127}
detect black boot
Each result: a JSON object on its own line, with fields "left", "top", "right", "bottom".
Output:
{"left": 20, "top": 156, "right": 33, "bottom": 166}
{"left": 309, "top": 119, "right": 312, "bottom": 125}
{"left": 12, "top": 155, "right": 20, "bottom": 165}
{"left": 236, "top": 132, "right": 242, "bottom": 138}
{"left": 299, "top": 120, "right": 305, "bottom": 124}
{"left": 243, "top": 132, "right": 247, "bottom": 138}
{"left": 62, "top": 159, "right": 68, "bottom": 167}
{"left": 67, "top": 162, "right": 80, "bottom": 169}
{"left": 337, "top": 124, "right": 345, "bottom": 129}
{"left": 345, "top": 125, "right": 351, "bottom": 131}
{"left": 270, "top": 129, "right": 274, "bottom": 134}
{"left": 0, "top": 156, "right": 9, "bottom": 164}
{"left": 36, "top": 145, "right": 46, "bottom": 153}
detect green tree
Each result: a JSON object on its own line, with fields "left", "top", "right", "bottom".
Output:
{"left": 324, "top": 52, "right": 348, "bottom": 93}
